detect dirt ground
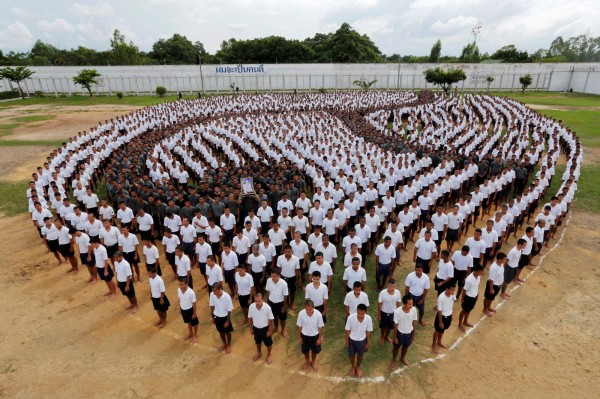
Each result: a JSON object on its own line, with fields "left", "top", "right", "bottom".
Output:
{"left": 0, "top": 104, "right": 599, "bottom": 398}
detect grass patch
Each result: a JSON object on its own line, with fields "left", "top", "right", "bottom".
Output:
{"left": 0, "top": 181, "right": 28, "bottom": 216}
{"left": 575, "top": 164, "right": 600, "bottom": 213}
{"left": 11, "top": 114, "right": 56, "bottom": 123}
{"left": 533, "top": 109, "right": 600, "bottom": 148}
{"left": 491, "top": 91, "right": 600, "bottom": 107}
{"left": 0, "top": 140, "right": 64, "bottom": 147}
{"left": 0, "top": 95, "right": 199, "bottom": 109}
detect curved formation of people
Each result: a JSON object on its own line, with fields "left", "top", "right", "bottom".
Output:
{"left": 27, "top": 90, "right": 581, "bottom": 377}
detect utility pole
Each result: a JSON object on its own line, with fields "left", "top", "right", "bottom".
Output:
{"left": 199, "top": 51, "right": 205, "bottom": 94}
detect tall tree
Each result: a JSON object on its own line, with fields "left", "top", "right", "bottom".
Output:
{"left": 328, "top": 23, "right": 383, "bottom": 63}
{"left": 0, "top": 66, "right": 35, "bottom": 98}
{"left": 109, "top": 29, "right": 142, "bottom": 65}
{"left": 429, "top": 39, "right": 442, "bottom": 63}
{"left": 72, "top": 69, "right": 101, "bottom": 97}
{"left": 150, "top": 34, "right": 198, "bottom": 64}
{"left": 491, "top": 45, "right": 529, "bottom": 63}
{"left": 459, "top": 42, "right": 480, "bottom": 63}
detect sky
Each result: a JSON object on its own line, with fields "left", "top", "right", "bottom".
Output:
{"left": 0, "top": 0, "right": 599, "bottom": 56}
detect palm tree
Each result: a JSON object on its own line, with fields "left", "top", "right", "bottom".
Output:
{"left": 0, "top": 66, "right": 35, "bottom": 98}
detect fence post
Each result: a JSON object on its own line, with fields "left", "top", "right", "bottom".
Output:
{"left": 51, "top": 77, "right": 58, "bottom": 97}
{"left": 583, "top": 69, "right": 592, "bottom": 93}
{"left": 66, "top": 76, "right": 72, "bottom": 96}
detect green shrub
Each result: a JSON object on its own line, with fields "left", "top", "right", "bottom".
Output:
{"left": 116, "top": 92, "right": 124, "bottom": 99}
{"left": 33, "top": 90, "right": 45, "bottom": 97}
{"left": 156, "top": 86, "right": 167, "bottom": 97}
{"left": 318, "top": 87, "right": 326, "bottom": 94}
{"left": 0, "top": 90, "right": 20, "bottom": 100}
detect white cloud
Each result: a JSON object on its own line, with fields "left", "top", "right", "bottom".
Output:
{"left": 76, "top": 22, "right": 107, "bottom": 42}
{"left": 38, "top": 19, "right": 76, "bottom": 33}
{"left": 0, "top": 21, "right": 35, "bottom": 50}
{"left": 228, "top": 23, "right": 250, "bottom": 31}
{"left": 69, "top": 2, "right": 114, "bottom": 17}
{"left": 9, "top": 7, "right": 30, "bottom": 18}
{"left": 431, "top": 15, "right": 478, "bottom": 33}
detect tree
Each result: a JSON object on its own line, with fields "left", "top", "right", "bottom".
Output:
{"left": 156, "top": 86, "right": 167, "bottom": 97}
{"left": 519, "top": 74, "right": 532, "bottom": 93}
{"left": 491, "top": 45, "right": 529, "bottom": 63}
{"left": 459, "top": 42, "right": 480, "bottom": 63}
{"left": 328, "top": 23, "right": 383, "bottom": 63}
{"left": 486, "top": 75, "right": 494, "bottom": 92}
{"left": 353, "top": 79, "right": 377, "bottom": 90}
{"left": 423, "top": 67, "right": 466, "bottom": 93}
{"left": 150, "top": 34, "right": 199, "bottom": 64}
{"left": 73, "top": 69, "right": 101, "bottom": 97}
{"left": 109, "top": 29, "right": 142, "bottom": 65}
{"left": 0, "top": 66, "right": 34, "bottom": 98}
{"left": 429, "top": 39, "right": 442, "bottom": 63}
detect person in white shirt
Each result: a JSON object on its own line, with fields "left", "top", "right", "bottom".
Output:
{"left": 143, "top": 239, "right": 162, "bottom": 277}
{"left": 248, "top": 293, "right": 274, "bottom": 364}
{"left": 290, "top": 231, "right": 310, "bottom": 285}
{"left": 113, "top": 251, "right": 138, "bottom": 313}
{"left": 118, "top": 225, "right": 141, "bottom": 282}
{"left": 73, "top": 230, "right": 92, "bottom": 277}
{"left": 178, "top": 278, "right": 199, "bottom": 343}
{"left": 501, "top": 239, "right": 526, "bottom": 300}
{"left": 378, "top": 279, "right": 401, "bottom": 345}
{"left": 345, "top": 303, "right": 373, "bottom": 379}
{"left": 434, "top": 250, "right": 454, "bottom": 297}
{"left": 220, "top": 207, "right": 237, "bottom": 243}
{"left": 484, "top": 252, "right": 507, "bottom": 316}
{"left": 91, "top": 238, "right": 117, "bottom": 300}
{"left": 148, "top": 266, "right": 170, "bottom": 328}
{"left": 116, "top": 202, "right": 135, "bottom": 229}
{"left": 265, "top": 268, "right": 289, "bottom": 338}
{"left": 221, "top": 243, "right": 239, "bottom": 295}
{"left": 343, "top": 257, "right": 367, "bottom": 292}
{"left": 375, "top": 236, "right": 396, "bottom": 290}
{"left": 391, "top": 294, "right": 418, "bottom": 368}
{"left": 210, "top": 282, "right": 234, "bottom": 353}
{"left": 54, "top": 219, "right": 78, "bottom": 272}
{"left": 205, "top": 219, "right": 223, "bottom": 263}
{"left": 98, "top": 199, "right": 115, "bottom": 224}
{"left": 175, "top": 246, "right": 193, "bottom": 289}
{"left": 232, "top": 230, "right": 251, "bottom": 267}
{"left": 99, "top": 219, "right": 120, "bottom": 260}
{"left": 458, "top": 265, "right": 483, "bottom": 332}
{"left": 404, "top": 264, "right": 430, "bottom": 326}
{"left": 344, "top": 282, "right": 370, "bottom": 317}
{"left": 413, "top": 231, "right": 437, "bottom": 274}
{"left": 465, "top": 229, "right": 486, "bottom": 268}
{"left": 297, "top": 299, "right": 325, "bottom": 372}
{"left": 162, "top": 228, "right": 181, "bottom": 279}
{"left": 515, "top": 227, "right": 535, "bottom": 283}
{"left": 305, "top": 271, "right": 329, "bottom": 323}
{"left": 432, "top": 284, "right": 456, "bottom": 354}
{"left": 291, "top": 208, "right": 310, "bottom": 241}
{"left": 234, "top": 264, "right": 255, "bottom": 326}
{"left": 248, "top": 245, "right": 267, "bottom": 294}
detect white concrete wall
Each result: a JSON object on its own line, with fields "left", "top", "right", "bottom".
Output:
{"left": 1, "top": 63, "right": 599, "bottom": 95}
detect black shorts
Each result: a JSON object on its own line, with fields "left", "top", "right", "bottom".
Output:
{"left": 151, "top": 295, "right": 170, "bottom": 312}
{"left": 224, "top": 229, "right": 234, "bottom": 242}
{"left": 97, "top": 266, "right": 113, "bottom": 282}
{"left": 301, "top": 334, "right": 321, "bottom": 354}
{"left": 253, "top": 326, "right": 273, "bottom": 346}
{"left": 283, "top": 276, "right": 297, "bottom": 294}
{"left": 210, "top": 242, "right": 220, "bottom": 256}
{"left": 238, "top": 294, "right": 252, "bottom": 309}
{"left": 140, "top": 230, "right": 153, "bottom": 241}
{"left": 434, "top": 276, "right": 447, "bottom": 295}
{"left": 182, "top": 242, "right": 195, "bottom": 256}
{"left": 268, "top": 300, "right": 287, "bottom": 321}
{"left": 123, "top": 251, "right": 138, "bottom": 266}
{"left": 484, "top": 280, "right": 501, "bottom": 300}
{"left": 454, "top": 269, "right": 468, "bottom": 287}
{"left": 214, "top": 315, "right": 233, "bottom": 333}
{"left": 411, "top": 294, "right": 424, "bottom": 312}
{"left": 117, "top": 281, "right": 136, "bottom": 298}
{"left": 376, "top": 262, "right": 391, "bottom": 279}
{"left": 47, "top": 239, "right": 59, "bottom": 253}
{"left": 504, "top": 266, "right": 517, "bottom": 284}
{"left": 104, "top": 243, "right": 117, "bottom": 259}
{"left": 446, "top": 228, "right": 459, "bottom": 242}
{"left": 224, "top": 269, "right": 235, "bottom": 285}
{"left": 461, "top": 295, "right": 477, "bottom": 312}
{"left": 181, "top": 307, "right": 199, "bottom": 326}
{"left": 348, "top": 338, "right": 368, "bottom": 357}
{"left": 80, "top": 252, "right": 94, "bottom": 266}
{"left": 315, "top": 304, "right": 327, "bottom": 324}
{"left": 379, "top": 311, "right": 394, "bottom": 330}
{"left": 166, "top": 251, "right": 176, "bottom": 266}
{"left": 59, "top": 244, "right": 74, "bottom": 258}
{"left": 416, "top": 257, "right": 431, "bottom": 274}
{"left": 237, "top": 253, "right": 248, "bottom": 268}
{"left": 393, "top": 331, "right": 413, "bottom": 349}
{"left": 434, "top": 315, "right": 452, "bottom": 333}
{"left": 198, "top": 262, "right": 207, "bottom": 276}
{"left": 518, "top": 254, "right": 530, "bottom": 270}
{"left": 484, "top": 247, "right": 494, "bottom": 261}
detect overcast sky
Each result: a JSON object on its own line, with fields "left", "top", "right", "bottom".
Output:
{"left": 1, "top": 0, "right": 598, "bottom": 57}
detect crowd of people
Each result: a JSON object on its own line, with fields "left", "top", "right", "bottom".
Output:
{"left": 28, "top": 90, "right": 581, "bottom": 377}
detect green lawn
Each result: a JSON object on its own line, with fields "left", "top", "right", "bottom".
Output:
{"left": 11, "top": 114, "right": 56, "bottom": 123}
{"left": 0, "top": 181, "right": 27, "bottom": 216}
{"left": 0, "top": 95, "right": 200, "bottom": 109}
{"left": 491, "top": 91, "right": 600, "bottom": 108}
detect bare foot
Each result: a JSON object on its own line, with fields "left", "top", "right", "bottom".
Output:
{"left": 501, "top": 293, "right": 511, "bottom": 300}
{"left": 489, "top": 307, "right": 497, "bottom": 313}
{"left": 239, "top": 320, "right": 248, "bottom": 327}
{"left": 281, "top": 330, "right": 288, "bottom": 338}
{"left": 67, "top": 269, "right": 75, "bottom": 273}
{"left": 125, "top": 304, "right": 134, "bottom": 310}
{"left": 110, "top": 294, "right": 117, "bottom": 301}
{"left": 154, "top": 320, "right": 162, "bottom": 326}
{"left": 131, "top": 307, "right": 138, "bottom": 314}
{"left": 291, "top": 305, "right": 297, "bottom": 311}
{"left": 355, "top": 368, "right": 363, "bottom": 378}
{"left": 90, "top": 278, "right": 98, "bottom": 285}
{"left": 266, "top": 355, "right": 272, "bottom": 365}
{"left": 87, "top": 277, "right": 94, "bottom": 283}
{"left": 389, "top": 360, "right": 396, "bottom": 369}
{"left": 301, "top": 361, "right": 310, "bottom": 370}
{"left": 419, "top": 321, "right": 426, "bottom": 327}
{"left": 217, "top": 344, "right": 227, "bottom": 352}
{"left": 158, "top": 321, "right": 166, "bottom": 329}
{"left": 439, "top": 343, "right": 448, "bottom": 349}
{"left": 401, "top": 358, "right": 410, "bottom": 367}
{"left": 253, "top": 352, "right": 262, "bottom": 362}
{"left": 348, "top": 367, "right": 356, "bottom": 377}
{"left": 184, "top": 334, "right": 193, "bottom": 341}
{"left": 484, "top": 311, "right": 494, "bottom": 317}
{"left": 192, "top": 336, "right": 198, "bottom": 343}
{"left": 104, "top": 291, "right": 112, "bottom": 296}
{"left": 431, "top": 346, "right": 439, "bottom": 354}
{"left": 379, "top": 336, "right": 384, "bottom": 345}
{"left": 517, "top": 278, "right": 525, "bottom": 283}
{"left": 458, "top": 325, "right": 466, "bottom": 332}
{"left": 311, "top": 362, "right": 319, "bottom": 372}
{"left": 386, "top": 337, "right": 393, "bottom": 344}
{"left": 225, "top": 345, "right": 232, "bottom": 354}
{"left": 464, "top": 322, "right": 474, "bottom": 327}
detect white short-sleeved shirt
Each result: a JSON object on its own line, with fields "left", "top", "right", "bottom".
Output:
{"left": 209, "top": 291, "right": 234, "bottom": 317}
{"left": 257, "top": 206, "right": 274, "bottom": 222}
{"left": 180, "top": 225, "right": 196, "bottom": 243}
{"left": 344, "top": 291, "right": 370, "bottom": 314}
{"left": 143, "top": 245, "right": 160, "bottom": 264}
{"left": 465, "top": 237, "right": 486, "bottom": 258}
{"left": 290, "top": 240, "right": 309, "bottom": 260}
{"left": 343, "top": 266, "right": 367, "bottom": 288}
{"left": 242, "top": 228, "right": 259, "bottom": 245}
{"left": 235, "top": 272, "right": 254, "bottom": 296}
{"left": 117, "top": 207, "right": 134, "bottom": 223}
{"left": 195, "top": 242, "right": 212, "bottom": 263}
{"left": 305, "top": 282, "right": 328, "bottom": 306}
{"left": 268, "top": 228, "right": 287, "bottom": 246}
{"left": 308, "top": 261, "right": 333, "bottom": 280}
{"left": 405, "top": 272, "right": 431, "bottom": 296}
{"left": 394, "top": 306, "right": 418, "bottom": 334}
{"left": 57, "top": 226, "right": 72, "bottom": 245}
{"left": 463, "top": 273, "right": 481, "bottom": 298}
{"left": 314, "top": 243, "right": 337, "bottom": 264}
{"left": 375, "top": 243, "right": 396, "bottom": 264}
{"left": 415, "top": 238, "right": 436, "bottom": 260}
{"left": 297, "top": 309, "right": 324, "bottom": 336}
{"left": 175, "top": 254, "right": 191, "bottom": 277}
{"left": 277, "top": 254, "right": 300, "bottom": 278}
{"left": 292, "top": 216, "right": 309, "bottom": 234}
{"left": 205, "top": 225, "right": 223, "bottom": 243}
{"left": 220, "top": 214, "right": 236, "bottom": 230}
{"left": 114, "top": 259, "right": 132, "bottom": 282}
{"left": 149, "top": 275, "right": 166, "bottom": 298}
{"left": 345, "top": 313, "right": 373, "bottom": 341}
{"left": 436, "top": 259, "right": 454, "bottom": 280}
{"left": 162, "top": 234, "right": 180, "bottom": 253}
{"left": 451, "top": 251, "right": 473, "bottom": 271}
{"left": 99, "top": 205, "right": 115, "bottom": 221}
{"left": 85, "top": 220, "right": 102, "bottom": 237}
{"left": 248, "top": 254, "right": 267, "bottom": 273}
{"left": 248, "top": 302, "right": 274, "bottom": 328}
{"left": 206, "top": 264, "right": 223, "bottom": 285}
{"left": 178, "top": 287, "right": 196, "bottom": 310}
{"left": 489, "top": 262, "right": 504, "bottom": 285}
{"left": 118, "top": 233, "right": 139, "bottom": 253}
{"left": 437, "top": 292, "right": 456, "bottom": 316}
{"left": 93, "top": 245, "right": 108, "bottom": 268}
{"left": 266, "top": 278, "right": 289, "bottom": 303}
{"left": 378, "top": 289, "right": 401, "bottom": 314}
{"left": 99, "top": 226, "right": 120, "bottom": 246}
{"left": 221, "top": 251, "right": 239, "bottom": 271}
{"left": 342, "top": 235, "right": 362, "bottom": 253}
{"left": 259, "top": 242, "right": 276, "bottom": 262}
{"left": 232, "top": 235, "right": 251, "bottom": 254}
{"left": 76, "top": 233, "right": 91, "bottom": 254}
{"left": 137, "top": 214, "right": 154, "bottom": 232}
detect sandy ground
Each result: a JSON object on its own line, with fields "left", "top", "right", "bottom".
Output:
{"left": 1, "top": 104, "right": 599, "bottom": 398}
